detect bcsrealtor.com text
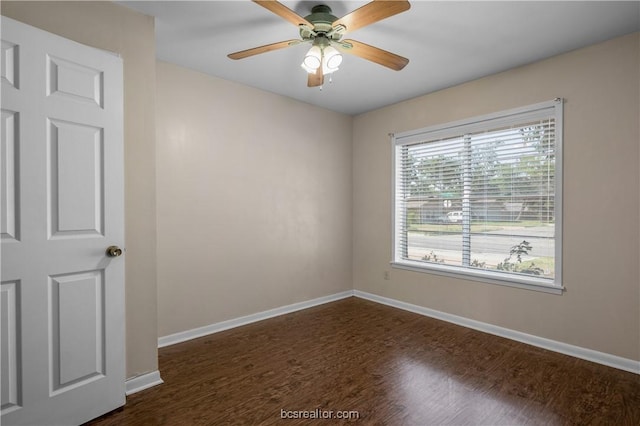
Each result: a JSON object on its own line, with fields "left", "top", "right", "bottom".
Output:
{"left": 280, "top": 408, "right": 360, "bottom": 420}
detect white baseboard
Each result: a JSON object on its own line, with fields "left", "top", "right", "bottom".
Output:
{"left": 125, "top": 370, "right": 164, "bottom": 395}
{"left": 354, "top": 290, "right": 640, "bottom": 375}
{"left": 154, "top": 288, "right": 639, "bottom": 375}
{"left": 158, "top": 290, "right": 354, "bottom": 348}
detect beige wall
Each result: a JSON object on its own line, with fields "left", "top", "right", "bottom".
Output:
{"left": 353, "top": 33, "right": 640, "bottom": 361}
{"left": 1, "top": 1, "right": 159, "bottom": 378}
{"left": 156, "top": 61, "right": 352, "bottom": 337}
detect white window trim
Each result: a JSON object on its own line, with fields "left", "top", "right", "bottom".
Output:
{"left": 391, "top": 99, "right": 564, "bottom": 294}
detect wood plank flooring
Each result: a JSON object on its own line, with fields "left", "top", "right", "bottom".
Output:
{"left": 86, "top": 297, "right": 640, "bottom": 425}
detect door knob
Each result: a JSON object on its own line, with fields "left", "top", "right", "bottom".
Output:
{"left": 106, "top": 246, "right": 123, "bottom": 257}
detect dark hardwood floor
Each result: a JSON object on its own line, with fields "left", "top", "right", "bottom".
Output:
{"left": 87, "top": 297, "right": 640, "bottom": 425}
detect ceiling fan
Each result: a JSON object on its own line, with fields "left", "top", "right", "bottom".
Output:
{"left": 228, "top": 0, "right": 411, "bottom": 87}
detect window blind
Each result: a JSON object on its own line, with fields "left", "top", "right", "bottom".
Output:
{"left": 392, "top": 99, "right": 563, "bottom": 291}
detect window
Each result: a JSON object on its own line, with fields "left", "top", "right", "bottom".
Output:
{"left": 392, "top": 99, "right": 563, "bottom": 293}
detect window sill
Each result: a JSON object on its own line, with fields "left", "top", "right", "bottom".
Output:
{"left": 391, "top": 260, "right": 564, "bottom": 295}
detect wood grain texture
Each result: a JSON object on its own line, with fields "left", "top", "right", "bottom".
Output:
{"left": 332, "top": 1, "right": 411, "bottom": 35}
{"left": 340, "top": 39, "right": 409, "bottom": 71}
{"left": 253, "top": 1, "right": 313, "bottom": 28}
{"left": 308, "top": 68, "right": 324, "bottom": 87}
{"left": 86, "top": 297, "right": 640, "bottom": 425}
{"left": 228, "top": 40, "right": 300, "bottom": 60}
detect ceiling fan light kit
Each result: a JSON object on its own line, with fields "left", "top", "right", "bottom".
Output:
{"left": 300, "top": 37, "right": 343, "bottom": 77}
{"left": 228, "top": 1, "right": 411, "bottom": 88}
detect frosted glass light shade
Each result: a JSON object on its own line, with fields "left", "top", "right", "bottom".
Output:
{"left": 323, "top": 46, "right": 342, "bottom": 71}
{"left": 302, "top": 45, "right": 322, "bottom": 70}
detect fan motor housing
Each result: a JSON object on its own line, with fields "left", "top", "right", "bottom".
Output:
{"left": 301, "top": 4, "right": 341, "bottom": 40}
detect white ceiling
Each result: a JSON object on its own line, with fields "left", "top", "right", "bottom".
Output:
{"left": 121, "top": 1, "right": 640, "bottom": 115}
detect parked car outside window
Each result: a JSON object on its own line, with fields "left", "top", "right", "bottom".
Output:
{"left": 442, "top": 211, "right": 463, "bottom": 223}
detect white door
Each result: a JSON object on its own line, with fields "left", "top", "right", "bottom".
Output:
{"left": 1, "top": 16, "right": 125, "bottom": 426}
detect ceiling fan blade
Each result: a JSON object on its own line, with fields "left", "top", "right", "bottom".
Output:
{"left": 228, "top": 39, "right": 301, "bottom": 60}
{"left": 339, "top": 39, "right": 409, "bottom": 70}
{"left": 307, "top": 68, "right": 324, "bottom": 87}
{"left": 253, "top": 0, "right": 314, "bottom": 28}
{"left": 332, "top": 0, "right": 410, "bottom": 34}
